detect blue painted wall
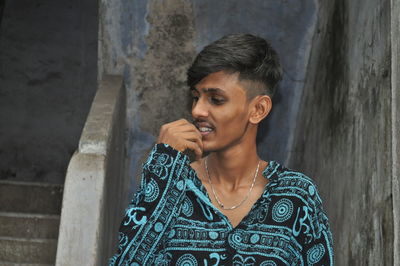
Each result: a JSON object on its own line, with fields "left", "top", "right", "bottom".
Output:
{"left": 99, "top": 0, "right": 317, "bottom": 194}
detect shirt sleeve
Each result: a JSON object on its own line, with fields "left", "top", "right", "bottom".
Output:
{"left": 298, "top": 182, "right": 334, "bottom": 266}
{"left": 109, "top": 143, "right": 191, "bottom": 266}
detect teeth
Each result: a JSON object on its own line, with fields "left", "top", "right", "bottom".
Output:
{"left": 199, "top": 127, "right": 213, "bottom": 132}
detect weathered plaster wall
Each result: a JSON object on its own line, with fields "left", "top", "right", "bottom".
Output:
{"left": 56, "top": 76, "right": 126, "bottom": 265}
{"left": 290, "top": 0, "right": 393, "bottom": 264}
{"left": 0, "top": 0, "right": 98, "bottom": 183}
{"left": 99, "top": 0, "right": 318, "bottom": 196}
{"left": 391, "top": 0, "right": 400, "bottom": 261}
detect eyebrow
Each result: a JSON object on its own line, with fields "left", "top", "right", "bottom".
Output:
{"left": 191, "top": 87, "right": 227, "bottom": 95}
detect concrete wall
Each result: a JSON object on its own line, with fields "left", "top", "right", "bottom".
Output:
{"left": 391, "top": 0, "right": 400, "bottom": 261}
{"left": 290, "top": 0, "right": 395, "bottom": 265}
{"left": 0, "top": 0, "right": 98, "bottom": 183}
{"left": 99, "top": 0, "right": 318, "bottom": 197}
{"left": 56, "top": 75, "right": 126, "bottom": 265}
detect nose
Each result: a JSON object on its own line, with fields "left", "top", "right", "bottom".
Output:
{"left": 191, "top": 97, "right": 208, "bottom": 119}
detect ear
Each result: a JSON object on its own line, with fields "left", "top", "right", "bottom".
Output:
{"left": 249, "top": 95, "right": 272, "bottom": 124}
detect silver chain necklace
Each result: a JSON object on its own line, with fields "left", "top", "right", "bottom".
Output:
{"left": 204, "top": 157, "right": 260, "bottom": 210}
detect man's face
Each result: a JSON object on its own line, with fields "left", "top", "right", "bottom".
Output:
{"left": 191, "top": 71, "right": 252, "bottom": 152}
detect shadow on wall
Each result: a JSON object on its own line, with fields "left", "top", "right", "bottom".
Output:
{"left": 0, "top": 0, "right": 98, "bottom": 183}
{"left": 256, "top": 84, "right": 283, "bottom": 146}
{"left": 0, "top": 0, "right": 4, "bottom": 26}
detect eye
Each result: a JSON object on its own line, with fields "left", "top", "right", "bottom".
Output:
{"left": 210, "top": 97, "right": 225, "bottom": 105}
{"left": 191, "top": 95, "right": 199, "bottom": 102}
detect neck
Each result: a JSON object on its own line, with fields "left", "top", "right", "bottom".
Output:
{"left": 207, "top": 138, "right": 261, "bottom": 191}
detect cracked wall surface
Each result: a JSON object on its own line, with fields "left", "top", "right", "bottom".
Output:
{"left": 290, "top": 0, "right": 394, "bottom": 264}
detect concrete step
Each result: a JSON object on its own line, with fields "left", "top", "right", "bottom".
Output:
{"left": 0, "top": 263, "right": 52, "bottom": 266}
{"left": 0, "top": 212, "right": 59, "bottom": 239}
{"left": 0, "top": 237, "right": 57, "bottom": 264}
{"left": 0, "top": 180, "right": 63, "bottom": 214}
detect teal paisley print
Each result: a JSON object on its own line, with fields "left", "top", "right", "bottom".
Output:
{"left": 109, "top": 144, "right": 334, "bottom": 265}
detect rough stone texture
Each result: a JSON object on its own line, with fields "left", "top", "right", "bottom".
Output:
{"left": 0, "top": 212, "right": 59, "bottom": 239}
{"left": 56, "top": 75, "right": 126, "bottom": 266}
{"left": 0, "top": 237, "right": 57, "bottom": 264}
{"left": 290, "top": 0, "right": 393, "bottom": 265}
{"left": 79, "top": 76, "right": 125, "bottom": 155}
{"left": 130, "top": 0, "right": 196, "bottom": 135}
{"left": 0, "top": 0, "right": 98, "bottom": 184}
{"left": 391, "top": 0, "right": 400, "bottom": 262}
{"left": 0, "top": 181, "right": 63, "bottom": 214}
{"left": 99, "top": 0, "right": 318, "bottom": 198}
{"left": 0, "top": 180, "right": 62, "bottom": 264}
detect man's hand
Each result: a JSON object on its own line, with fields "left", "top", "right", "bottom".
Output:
{"left": 157, "top": 119, "right": 203, "bottom": 160}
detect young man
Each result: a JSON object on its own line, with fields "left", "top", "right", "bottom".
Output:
{"left": 110, "top": 34, "right": 334, "bottom": 265}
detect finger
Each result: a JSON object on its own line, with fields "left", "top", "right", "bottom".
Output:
{"left": 184, "top": 140, "right": 203, "bottom": 160}
{"left": 173, "top": 120, "right": 198, "bottom": 130}
{"left": 160, "top": 120, "right": 194, "bottom": 137}
{"left": 158, "top": 120, "right": 189, "bottom": 139}
{"left": 160, "top": 119, "right": 187, "bottom": 132}
{"left": 169, "top": 118, "right": 189, "bottom": 127}
{"left": 166, "top": 124, "right": 201, "bottom": 142}
{"left": 175, "top": 123, "right": 201, "bottom": 135}
{"left": 184, "top": 132, "right": 203, "bottom": 151}
{"left": 173, "top": 131, "right": 203, "bottom": 150}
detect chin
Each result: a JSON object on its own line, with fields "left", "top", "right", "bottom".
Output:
{"left": 202, "top": 141, "right": 223, "bottom": 154}
{"left": 201, "top": 142, "right": 214, "bottom": 153}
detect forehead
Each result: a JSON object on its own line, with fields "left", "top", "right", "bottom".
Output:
{"left": 193, "top": 71, "right": 247, "bottom": 97}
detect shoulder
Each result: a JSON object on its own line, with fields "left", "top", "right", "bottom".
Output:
{"left": 268, "top": 162, "right": 332, "bottom": 242}
{"left": 269, "top": 162, "right": 324, "bottom": 208}
{"left": 282, "top": 166, "right": 318, "bottom": 190}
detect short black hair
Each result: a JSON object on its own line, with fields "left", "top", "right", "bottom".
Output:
{"left": 187, "top": 33, "right": 283, "bottom": 97}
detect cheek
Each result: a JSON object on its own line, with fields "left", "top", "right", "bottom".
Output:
{"left": 217, "top": 107, "right": 249, "bottom": 132}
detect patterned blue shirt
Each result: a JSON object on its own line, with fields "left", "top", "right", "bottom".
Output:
{"left": 109, "top": 144, "right": 334, "bottom": 265}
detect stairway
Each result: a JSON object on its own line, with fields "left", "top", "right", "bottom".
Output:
{"left": 0, "top": 180, "right": 63, "bottom": 265}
